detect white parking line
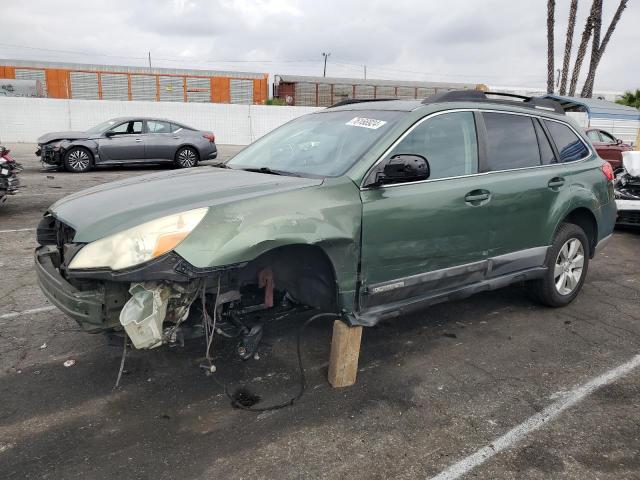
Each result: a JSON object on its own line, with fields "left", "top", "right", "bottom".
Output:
{"left": 0, "top": 306, "right": 56, "bottom": 319}
{"left": 0, "top": 228, "right": 36, "bottom": 233}
{"left": 429, "top": 353, "right": 640, "bottom": 480}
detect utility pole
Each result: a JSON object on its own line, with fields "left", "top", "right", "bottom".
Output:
{"left": 364, "top": 65, "right": 367, "bottom": 79}
{"left": 148, "top": 51, "right": 152, "bottom": 69}
{"left": 322, "top": 52, "right": 331, "bottom": 77}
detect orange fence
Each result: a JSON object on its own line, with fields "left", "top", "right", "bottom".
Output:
{"left": 0, "top": 64, "right": 268, "bottom": 104}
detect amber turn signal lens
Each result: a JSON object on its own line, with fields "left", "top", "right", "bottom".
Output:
{"left": 151, "top": 232, "right": 189, "bottom": 258}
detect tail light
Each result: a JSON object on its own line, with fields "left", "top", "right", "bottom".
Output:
{"left": 203, "top": 133, "right": 215, "bottom": 143}
{"left": 601, "top": 162, "right": 615, "bottom": 182}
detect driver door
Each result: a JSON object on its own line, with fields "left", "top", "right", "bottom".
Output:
{"left": 97, "top": 120, "right": 145, "bottom": 162}
{"left": 359, "top": 111, "right": 491, "bottom": 310}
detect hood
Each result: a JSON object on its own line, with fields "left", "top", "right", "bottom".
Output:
{"left": 37, "top": 131, "right": 89, "bottom": 144}
{"left": 49, "top": 167, "right": 323, "bottom": 242}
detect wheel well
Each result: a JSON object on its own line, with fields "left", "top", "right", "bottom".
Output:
{"left": 563, "top": 208, "right": 598, "bottom": 257}
{"left": 237, "top": 244, "right": 338, "bottom": 312}
{"left": 66, "top": 145, "right": 94, "bottom": 163}
{"left": 175, "top": 145, "right": 199, "bottom": 161}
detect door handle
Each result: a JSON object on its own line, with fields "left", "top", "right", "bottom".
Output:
{"left": 135, "top": 138, "right": 143, "bottom": 142}
{"left": 464, "top": 189, "right": 491, "bottom": 205}
{"left": 172, "top": 136, "right": 180, "bottom": 139}
{"left": 548, "top": 177, "right": 565, "bottom": 188}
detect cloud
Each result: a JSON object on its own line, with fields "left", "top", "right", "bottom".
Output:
{"left": 0, "top": 0, "right": 638, "bottom": 91}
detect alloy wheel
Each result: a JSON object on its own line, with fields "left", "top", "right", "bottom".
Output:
{"left": 178, "top": 148, "right": 197, "bottom": 167}
{"left": 554, "top": 238, "right": 585, "bottom": 295}
{"left": 68, "top": 149, "right": 90, "bottom": 171}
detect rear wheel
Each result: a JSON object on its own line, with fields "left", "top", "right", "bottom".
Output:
{"left": 175, "top": 147, "right": 199, "bottom": 168}
{"left": 63, "top": 147, "right": 92, "bottom": 173}
{"left": 531, "top": 223, "right": 589, "bottom": 307}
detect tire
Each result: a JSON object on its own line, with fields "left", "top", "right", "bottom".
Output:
{"left": 175, "top": 147, "right": 199, "bottom": 168}
{"left": 63, "top": 147, "right": 92, "bottom": 173}
{"left": 531, "top": 223, "right": 590, "bottom": 307}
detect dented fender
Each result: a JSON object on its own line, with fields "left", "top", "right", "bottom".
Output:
{"left": 175, "top": 176, "right": 363, "bottom": 311}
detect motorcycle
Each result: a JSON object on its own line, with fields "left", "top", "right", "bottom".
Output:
{"left": 0, "top": 146, "right": 22, "bottom": 204}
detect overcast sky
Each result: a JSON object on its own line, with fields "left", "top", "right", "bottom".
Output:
{"left": 1, "top": 0, "right": 638, "bottom": 92}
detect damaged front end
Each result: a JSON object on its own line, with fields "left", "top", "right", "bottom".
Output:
{"left": 36, "top": 142, "right": 65, "bottom": 166}
{"left": 0, "top": 146, "right": 22, "bottom": 203}
{"left": 614, "top": 152, "right": 640, "bottom": 226}
{"left": 35, "top": 214, "right": 311, "bottom": 357}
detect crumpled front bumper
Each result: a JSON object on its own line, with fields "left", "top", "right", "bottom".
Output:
{"left": 36, "top": 145, "right": 62, "bottom": 165}
{"left": 35, "top": 246, "right": 128, "bottom": 332}
{"left": 616, "top": 199, "right": 640, "bottom": 226}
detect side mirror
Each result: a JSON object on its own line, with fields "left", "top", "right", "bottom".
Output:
{"left": 376, "top": 154, "right": 430, "bottom": 185}
{"left": 616, "top": 138, "right": 623, "bottom": 145}
{"left": 104, "top": 130, "right": 116, "bottom": 138}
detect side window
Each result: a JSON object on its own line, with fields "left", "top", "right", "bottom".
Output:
{"left": 131, "top": 121, "right": 143, "bottom": 134}
{"left": 544, "top": 120, "right": 590, "bottom": 163}
{"left": 586, "top": 130, "right": 602, "bottom": 142}
{"left": 147, "top": 120, "right": 171, "bottom": 133}
{"left": 600, "top": 130, "right": 616, "bottom": 143}
{"left": 109, "top": 122, "right": 129, "bottom": 135}
{"left": 483, "top": 112, "right": 540, "bottom": 171}
{"left": 534, "top": 120, "right": 556, "bottom": 165}
{"left": 387, "top": 111, "right": 478, "bottom": 180}
{"left": 170, "top": 123, "right": 184, "bottom": 133}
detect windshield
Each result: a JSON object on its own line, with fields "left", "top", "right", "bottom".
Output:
{"left": 86, "top": 119, "right": 120, "bottom": 134}
{"left": 227, "top": 110, "right": 403, "bottom": 177}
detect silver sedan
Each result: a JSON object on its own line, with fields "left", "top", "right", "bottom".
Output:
{"left": 36, "top": 117, "right": 217, "bottom": 172}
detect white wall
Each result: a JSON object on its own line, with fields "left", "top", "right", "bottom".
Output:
{"left": 0, "top": 97, "right": 323, "bottom": 145}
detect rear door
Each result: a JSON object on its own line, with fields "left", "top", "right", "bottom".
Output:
{"left": 144, "top": 120, "right": 176, "bottom": 161}
{"left": 97, "top": 120, "right": 145, "bottom": 162}
{"left": 478, "top": 112, "right": 565, "bottom": 273}
{"left": 480, "top": 113, "right": 591, "bottom": 275}
{"left": 359, "top": 111, "right": 492, "bottom": 309}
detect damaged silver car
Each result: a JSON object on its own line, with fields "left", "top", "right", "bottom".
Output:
{"left": 36, "top": 117, "right": 217, "bottom": 172}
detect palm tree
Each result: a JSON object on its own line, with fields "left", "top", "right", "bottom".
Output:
{"left": 569, "top": 1, "right": 597, "bottom": 96}
{"left": 547, "top": 0, "right": 556, "bottom": 93}
{"left": 616, "top": 90, "right": 640, "bottom": 109}
{"left": 580, "top": 0, "right": 629, "bottom": 97}
{"left": 559, "top": 0, "right": 578, "bottom": 95}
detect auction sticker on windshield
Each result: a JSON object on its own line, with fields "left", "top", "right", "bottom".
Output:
{"left": 346, "top": 117, "right": 387, "bottom": 129}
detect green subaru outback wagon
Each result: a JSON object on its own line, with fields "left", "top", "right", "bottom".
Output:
{"left": 35, "top": 91, "right": 616, "bottom": 351}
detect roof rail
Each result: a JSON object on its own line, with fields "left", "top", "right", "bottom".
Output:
{"left": 421, "top": 90, "right": 565, "bottom": 115}
{"left": 327, "top": 98, "right": 397, "bottom": 108}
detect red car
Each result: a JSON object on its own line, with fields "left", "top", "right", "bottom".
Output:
{"left": 585, "top": 128, "right": 633, "bottom": 170}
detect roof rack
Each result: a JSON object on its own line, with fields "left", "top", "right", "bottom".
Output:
{"left": 327, "top": 98, "right": 397, "bottom": 108}
{"left": 421, "top": 90, "right": 565, "bottom": 115}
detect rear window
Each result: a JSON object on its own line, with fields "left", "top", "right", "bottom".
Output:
{"left": 483, "top": 112, "right": 540, "bottom": 171}
{"left": 147, "top": 120, "right": 171, "bottom": 133}
{"left": 544, "top": 121, "right": 590, "bottom": 162}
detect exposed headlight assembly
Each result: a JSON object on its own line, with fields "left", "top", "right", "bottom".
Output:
{"left": 68, "top": 208, "right": 208, "bottom": 270}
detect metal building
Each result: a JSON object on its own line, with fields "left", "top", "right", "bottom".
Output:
{"left": 273, "top": 74, "right": 483, "bottom": 107}
{"left": 544, "top": 95, "right": 640, "bottom": 145}
{"left": 0, "top": 59, "right": 269, "bottom": 104}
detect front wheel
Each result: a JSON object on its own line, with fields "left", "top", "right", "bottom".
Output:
{"left": 63, "top": 147, "right": 92, "bottom": 173}
{"left": 531, "top": 223, "right": 590, "bottom": 307}
{"left": 175, "top": 147, "right": 199, "bottom": 168}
